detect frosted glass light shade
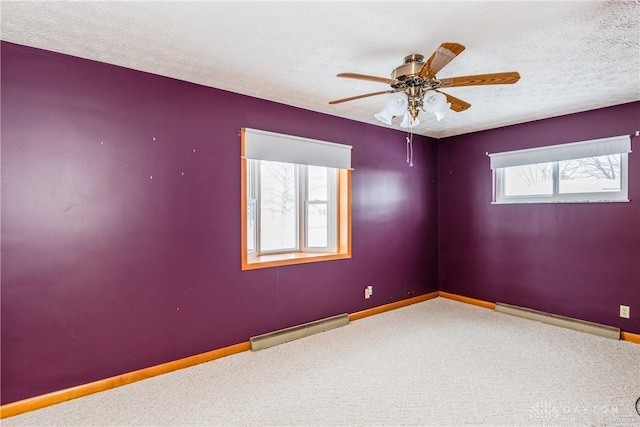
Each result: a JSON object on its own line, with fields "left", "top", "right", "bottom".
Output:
{"left": 434, "top": 102, "right": 451, "bottom": 121}
{"left": 374, "top": 108, "right": 394, "bottom": 125}
{"left": 400, "top": 112, "right": 420, "bottom": 128}
{"left": 423, "top": 90, "right": 447, "bottom": 112}
{"left": 374, "top": 94, "right": 408, "bottom": 125}
{"left": 387, "top": 95, "right": 408, "bottom": 116}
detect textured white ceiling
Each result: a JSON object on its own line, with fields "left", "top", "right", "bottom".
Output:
{"left": 1, "top": 1, "right": 639, "bottom": 138}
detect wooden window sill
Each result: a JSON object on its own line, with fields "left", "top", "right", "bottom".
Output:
{"left": 242, "top": 252, "right": 351, "bottom": 270}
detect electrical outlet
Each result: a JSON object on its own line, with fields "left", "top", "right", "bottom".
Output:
{"left": 364, "top": 285, "right": 373, "bottom": 299}
{"left": 620, "top": 305, "right": 630, "bottom": 319}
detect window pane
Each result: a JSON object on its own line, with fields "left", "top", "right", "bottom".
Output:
{"left": 307, "top": 203, "right": 328, "bottom": 247}
{"left": 308, "top": 165, "right": 328, "bottom": 201}
{"left": 503, "top": 162, "right": 553, "bottom": 196}
{"left": 247, "top": 199, "right": 256, "bottom": 254}
{"left": 260, "top": 161, "right": 297, "bottom": 251}
{"left": 559, "top": 155, "right": 621, "bottom": 194}
{"left": 246, "top": 160, "right": 256, "bottom": 254}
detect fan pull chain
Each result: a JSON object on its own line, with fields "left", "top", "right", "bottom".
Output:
{"left": 406, "top": 130, "right": 414, "bottom": 167}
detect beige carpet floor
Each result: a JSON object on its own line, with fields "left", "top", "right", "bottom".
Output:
{"left": 3, "top": 297, "right": 640, "bottom": 426}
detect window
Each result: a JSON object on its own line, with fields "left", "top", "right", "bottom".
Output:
{"left": 247, "top": 160, "right": 337, "bottom": 254}
{"left": 241, "top": 128, "right": 351, "bottom": 270}
{"left": 490, "top": 135, "right": 631, "bottom": 204}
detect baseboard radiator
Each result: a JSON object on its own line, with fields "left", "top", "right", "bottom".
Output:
{"left": 250, "top": 313, "right": 349, "bottom": 351}
{"left": 495, "top": 303, "right": 620, "bottom": 340}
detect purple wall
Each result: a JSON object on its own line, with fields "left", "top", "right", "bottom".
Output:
{"left": 3, "top": 40, "right": 637, "bottom": 407}
{"left": 438, "top": 102, "right": 640, "bottom": 334}
{"left": 0, "top": 42, "right": 439, "bottom": 404}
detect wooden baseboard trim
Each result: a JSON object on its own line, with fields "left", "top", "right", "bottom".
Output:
{"left": 438, "top": 291, "right": 496, "bottom": 309}
{"left": 348, "top": 291, "right": 439, "bottom": 321}
{"left": 2, "top": 293, "right": 439, "bottom": 419}
{"left": 621, "top": 331, "right": 640, "bottom": 344}
{"left": 440, "top": 292, "right": 639, "bottom": 345}
{"left": 4, "top": 291, "right": 636, "bottom": 419}
{"left": 0, "top": 341, "right": 251, "bottom": 419}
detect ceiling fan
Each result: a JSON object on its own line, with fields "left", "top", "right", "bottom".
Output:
{"left": 329, "top": 42, "right": 521, "bottom": 127}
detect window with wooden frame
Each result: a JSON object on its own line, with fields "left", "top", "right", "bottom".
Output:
{"left": 241, "top": 128, "right": 351, "bottom": 270}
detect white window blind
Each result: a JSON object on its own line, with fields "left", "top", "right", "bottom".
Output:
{"left": 243, "top": 128, "right": 352, "bottom": 170}
{"left": 489, "top": 135, "right": 631, "bottom": 169}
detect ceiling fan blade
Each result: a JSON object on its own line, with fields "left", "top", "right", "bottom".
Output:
{"left": 439, "top": 72, "right": 521, "bottom": 88}
{"left": 419, "top": 42, "right": 466, "bottom": 79}
{"left": 337, "top": 73, "right": 396, "bottom": 85}
{"left": 438, "top": 91, "right": 471, "bottom": 112}
{"left": 329, "top": 90, "right": 395, "bottom": 105}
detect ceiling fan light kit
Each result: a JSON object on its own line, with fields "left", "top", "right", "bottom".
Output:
{"left": 330, "top": 42, "right": 521, "bottom": 128}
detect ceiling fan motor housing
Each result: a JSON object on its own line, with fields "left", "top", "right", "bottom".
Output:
{"left": 391, "top": 54, "right": 425, "bottom": 79}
